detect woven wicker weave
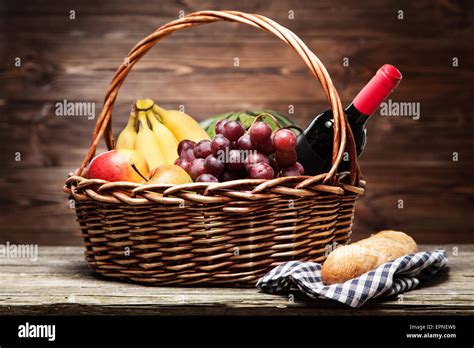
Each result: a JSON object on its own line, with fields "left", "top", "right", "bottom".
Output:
{"left": 64, "top": 10, "right": 365, "bottom": 287}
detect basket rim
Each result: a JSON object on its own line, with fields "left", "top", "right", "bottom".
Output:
{"left": 64, "top": 172, "right": 365, "bottom": 205}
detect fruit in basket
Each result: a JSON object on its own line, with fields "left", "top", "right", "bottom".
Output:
{"left": 180, "top": 148, "right": 196, "bottom": 162}
{"left": 115, "top": 112, "right": 137, "bottom": 150}
{"left": 281, "top": 162, "right": 304, "bottom": 177}
{"left": 147, "top": 164, "right": 192, "bottom": 185}
{"left": 249, "top": 121, "right": 272, "bottom": 143}
{"left": 215, "top": 119, "right": 227, "bottom": 135}
{"left": 210, "top": 134, "right": 231, "bottom": 155}
{"left": 177, "top": 140, "right": 196, "bottom": 154}
{"left": 275, "top": 149, "right": 297, "bottom": 167}
{"left": 205, "top": 155, "right": 225, "bottom": 176}
{"left": 257, "top": 137, "right": 275, "bottom": 155}
{"left": 226, "top": 149, "right": 245, "bottom": 171}
{"left": 223, "top": 120, "right": 244, "bottom": 141}
{"left": 174, "top": 157, "right": 190, "bottom": 171}
{"left": 152, "top": 104, "right": 210, "bottom": 143}
{"left": 135, "top": 111, "right": 166, "bottom": 170}
{"left": 249, "top": 162, "right": 274, "bottom": 179}
{"left": 136, "top": 98, "right": 154, "bottom": 110}
{"left": 127, "top": 99, "right": 208, "bottom": 167}
{"left": 272, "top": 128, "right": 297, "bottom": 152}
{"left": 236, "top": 134, "right": 253, "bottom": 150}
{"left": 85, "top": 149, "right": 149, "bottom": 183}
{"left": 244, "top": 151, "right": 270, "bottom": 171}
{"left": 200, "top": 110, "right": 296, "bottom": 138}
{"left": 195, "top": 173, "right": 219, "bottom": 183}
{"left": 193, "top": 140, "right": 212, "bottom": 158}
{"left": 175, "top": 117, "right": 305, "bottom": 183}
{"left": 188, "top": 158, "right": 206, "bottom": 180}
{"left": 146, "top": 109, "right": 179, "bottom": 164}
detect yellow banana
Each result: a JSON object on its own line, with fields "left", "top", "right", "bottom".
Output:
{"left": 115, "top": 112, "right": 137, "bottom": 150}
{"left": 135, "top": 111, "right": 166, "bottom": 170}
{"left": 152, "top": 104, "right": 210, "bottom": 143}
{"left": 136, "top": 98, "right": 154, "bottom": 111}
{"left": 146, "top": 109, "right": 179, "bottom": 164}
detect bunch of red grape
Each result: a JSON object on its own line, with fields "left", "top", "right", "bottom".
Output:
{"left": 175, "top": 119, "right": 304, "bottom": 183}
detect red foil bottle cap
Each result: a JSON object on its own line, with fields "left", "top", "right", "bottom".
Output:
{"left": 378, "top": 64, "right": 402, "bottom": 88}
{"left": 353, "top": 64, "right": 403, "bottom": 116}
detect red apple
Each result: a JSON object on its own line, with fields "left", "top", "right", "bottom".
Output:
{"left": 85, "top": 149, "right": 149, "bottom": 183}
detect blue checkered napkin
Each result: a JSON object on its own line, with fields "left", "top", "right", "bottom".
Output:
{"left": 256, "top": 250, "right": 448, "bottom": 308}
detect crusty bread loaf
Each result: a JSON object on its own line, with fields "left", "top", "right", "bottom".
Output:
{"left": 321, "top": 230, "right": 417, "bottom": 284}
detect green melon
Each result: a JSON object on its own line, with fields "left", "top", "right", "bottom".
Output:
{"left": 200, "top": 110, "right": 296, "bottom": 138}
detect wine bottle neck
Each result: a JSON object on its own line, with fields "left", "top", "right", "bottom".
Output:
{"left": 352, "top": 64, "right": 402, "bottom": 117}
{"left": 345, "top": 103, "right": 369, "bottom": 126}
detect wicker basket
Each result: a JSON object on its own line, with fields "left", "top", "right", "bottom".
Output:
{"left": 64, "top": 10, "right": 365, "bottom": 287}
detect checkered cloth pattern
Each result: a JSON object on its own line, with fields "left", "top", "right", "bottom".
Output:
{"left": 256, "top": 249, "right": 448, "bottom": 308}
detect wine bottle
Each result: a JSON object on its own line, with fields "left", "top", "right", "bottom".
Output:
{"left": 296, "top": 64, "right": 402, "bottom": 175}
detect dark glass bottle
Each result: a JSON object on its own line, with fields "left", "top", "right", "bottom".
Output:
{"left": 296, "top": 64, "right": 402, "bottom": 175}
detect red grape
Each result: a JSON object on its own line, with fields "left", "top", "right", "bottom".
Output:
{"left": 257, "top": 137, "right": 275, "bottom": 155}
{"left": 275, "top": 150, "right": 297, "bottom": 168}
{"left": 177, "top": 140, "right": 196, "bottom": 155}
{"left": 244, "top": 151, "right": 270, "bottom": 171}
{"left": 180, "top": 148, "right": 195, "bottom": 161}
{"left": 193, "top": 140, "right": 212, "bottom": 158}
{"left": 189, "top": 158, "right": 206, "bottom": 180}
{"left": 293, "top": 162, "right": 304, "bottom": 174}
{"left": 205, "top": 155, "right": 225, "bottom": 176}
{"left": 226, "top": 149, "right": 245, "bottom": 171}
{"left": 237, "top": 134, "right": 254, "bottom": 150}
{"left": 249, "top": 162, "right": 274, "bottom": 179}
{"left": 196, "top": 173, "right": 218, "bottom": 183}
{"left": 211, "top": 134, "right": 231, "bottom": 156}
{"left": 220, "top": 170, "right": 242, "bottom": 182}
{"left": 280, "top": 168, "right": 298, "bottom": 177}
{"left": 249, "top": 121, "right": 272, "bottom": 144}
{"left": 272, "top": 129, "right": 297, "bottom": 152}
{"left": 281, "top": 162, "right": 304, "bottom": 177}
{"left": 223, "top": 120, "right": 244, "bottom": 141}
{"left": 175, "top": 158, "right": 191, "bottom": 173}
{"left": 215, "top": 120, "right": 228, "bottom": 135}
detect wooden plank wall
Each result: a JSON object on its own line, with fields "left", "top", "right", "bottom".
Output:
{"left": 0, "top": 0, "right": 473, "bottom": 245}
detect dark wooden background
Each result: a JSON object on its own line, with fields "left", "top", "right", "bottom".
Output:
{"left": 0, "top": 0, "right": 473, "bottom": 245}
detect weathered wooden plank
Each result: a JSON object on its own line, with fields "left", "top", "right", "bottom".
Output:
{"left": 0, "top": 245, "right": 471, "bottom": 315}
{"left": 3, "top": 36, "right": 473, "bottom": 74}
{"left": 2, "top": 31, "right": 473, "bottom": 103}
{"left": 2, "top": 0, "right": 472, "bottom": 40}
{"left": 1, "top": 64, "right": 470, "bottom": 104}
{"left": 3, "top": 72, "right": 468, "bottom": 105}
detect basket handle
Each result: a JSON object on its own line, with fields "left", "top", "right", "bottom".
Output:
{"left": 77, "top": 10, "right": 360, "bottom": 184}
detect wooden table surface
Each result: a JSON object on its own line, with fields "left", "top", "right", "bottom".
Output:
{"left": 0, "top": 245, "right": 472, "bottom": 316}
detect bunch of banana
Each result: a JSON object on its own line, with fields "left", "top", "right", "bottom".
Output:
{"left": 115, "top": 111, "right": 137, "bottom": 150}
{"left": 115, "top": 98, "right": 209, "bottom": 170}
{"left": 152, "top": 104, "right": 210, "bottom": 143}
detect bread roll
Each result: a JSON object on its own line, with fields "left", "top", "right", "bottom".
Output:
{"left": 321, "top": 230, "right": 417, "bottom": 284}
